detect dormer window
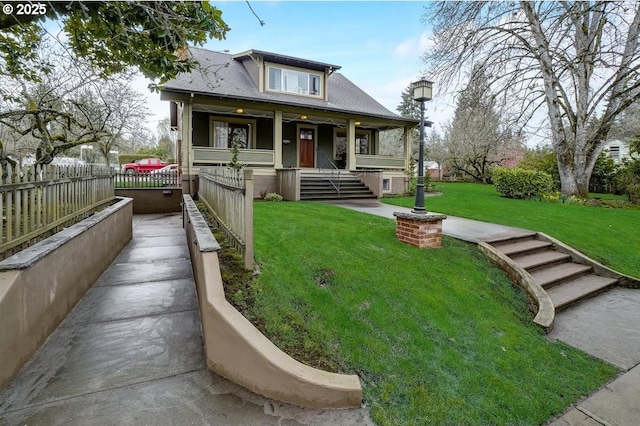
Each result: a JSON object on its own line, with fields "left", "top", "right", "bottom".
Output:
{"left": 267, "top": 64, "right": 323, "bottom": 97}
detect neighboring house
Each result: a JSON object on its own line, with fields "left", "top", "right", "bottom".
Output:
{"left": 415, "top": 161, "right": 449, "bottom": 180}
{"left": 603, "top": 139, "right": 632, "bottom": 164}
{"left": 160, "top": 48, "right": 418, "bottom": 198}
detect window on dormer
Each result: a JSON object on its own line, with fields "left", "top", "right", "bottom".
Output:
{"left": 267, "top": 64, "right": 322, "bottom": 97}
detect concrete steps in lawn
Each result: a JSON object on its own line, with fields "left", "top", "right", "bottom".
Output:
{"left": 529, "top": 262, "right": 593, "bottom": 288}
{"left": 493, "top": 238, "right": 552, "bottom": 256}
{"left": 544, "top": 274, "right": 618, "bottom": 309}
{"left": 489, "top": 235, "right": 618, "bottom": 312}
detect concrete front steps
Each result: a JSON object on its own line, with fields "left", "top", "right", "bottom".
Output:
{"left": 300, "top": 172, "right": 376, "bottom": 201}
{"left": 488, "top": 235, "right": 618, "bottom": 313}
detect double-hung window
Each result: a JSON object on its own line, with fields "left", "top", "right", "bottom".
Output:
{"left": 355, "top": 133, "right": 371, "bottom": 155}
{"left": 212, "top": 121, "right": 252, "bottom": 149}
{"left": 267, "top": 65, "right": 322, "bottom": 97}
{"left": 334, "top": 130, "right": 374, "bottom": 158}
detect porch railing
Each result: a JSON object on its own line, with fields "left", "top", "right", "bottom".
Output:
{"left": 355, "top": 154, "right": 406, "bottom": 169}
{"left": 316, "top": 149, "right": 341, "bottom": 196}
{"left": 193, "top": 147, "right": 274, "bottom": 166}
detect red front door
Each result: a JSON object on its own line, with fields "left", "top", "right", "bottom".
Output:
{"left": 299, "top": 128, "right": 315, "bottom": 167}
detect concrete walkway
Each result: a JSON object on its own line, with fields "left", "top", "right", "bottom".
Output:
{"left": 0, "top": 213, "right": 372, "bottom": 426}
{"left": 327, "top": 198, "right": 640, "bottom": 426}
{"left": 324, "top": 198, "right": 533, "bottom": 243}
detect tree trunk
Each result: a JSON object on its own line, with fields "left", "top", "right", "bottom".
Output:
{"left": 556, "top": 146, "right": 596, "bottom": 198}
{"left": 557, "top": 159, "right": 577, "bottom": 196}
{"left": 574, "top": 153, "right": 594, "bottom": 199}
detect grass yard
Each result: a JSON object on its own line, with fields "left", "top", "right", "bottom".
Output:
{"left": 252, "top": 201, "right": 617, "bottom": 425}
{"left": 383, "top": 183, "right": 640, "bottom": 278}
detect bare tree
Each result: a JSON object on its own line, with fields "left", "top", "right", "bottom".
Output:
{"left": 423, "top": 1, "right": 640, "bottom": 197}
{"left": 0, "top": 47, "right": 148, "bottom": 165}
{"left": 425, "top": 129, "right": 448, "bottom": 180}
{"left": 0, "top": 76, "right": 109, "bottom": 164}
{"left": 378, "top": 129, "right": 406, "bottom": 157}
{"left": 610, "top": 100, "right": 640, "bottom": 143}
{"left": 91, "top": 80, "right": 150, "bottom": 167}
{"left": 443, "top": 67, "right": 522, "bottom": 183}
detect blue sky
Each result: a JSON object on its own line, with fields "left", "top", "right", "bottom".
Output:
{"left": 140, "top": 1, "right": 449, "bottom": 133}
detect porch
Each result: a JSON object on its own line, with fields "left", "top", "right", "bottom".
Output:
{"left": 162, "top": 84, "right": 418, "bottom": 199}
{"left": 191, "top": 146, "right": 407, "bottom": 170}
{"left": 183, "top": 152, "right": 409, "bottom": 201}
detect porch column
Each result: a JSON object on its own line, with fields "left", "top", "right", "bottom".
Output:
{"left": 404, "top": 125, "right": 411, "bottom": 172}
{"left": 181, "top": 99, "right": 196, "bottom": 196}
{"left": 274, "top": 110, "right": 283, "bottom": 169}
{"left": 346, "top": 119, "right": 356, "bottom": 171}
{"left": 403, "top": 125, "right": 412, "bottom": 194}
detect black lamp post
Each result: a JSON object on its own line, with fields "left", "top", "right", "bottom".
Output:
{"left": 410, "top": 78, "right": 433, "bottom": 215}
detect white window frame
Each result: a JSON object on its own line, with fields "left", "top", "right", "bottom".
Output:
{"left": 208, "top": 116, "right": 257, "bottom": 149}
{"left": 266, "top": 62, "right": 323, "bottom": 98}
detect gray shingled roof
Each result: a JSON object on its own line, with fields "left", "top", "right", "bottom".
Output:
{"left": 163, "top": 48, "right": 415, "bottom": 124}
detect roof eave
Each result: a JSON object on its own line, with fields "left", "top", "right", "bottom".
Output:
{"left": 231, "top": 49, "right": 342, "bottom": 72}
{"left": 161, "top": 87, "right": 418, "bottom": 126}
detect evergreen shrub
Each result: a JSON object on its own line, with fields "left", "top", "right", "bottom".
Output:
{"left": 264, "top": 193, "right": 283, "bottom": 202}
{"left": 493, "top": 167, "right": 554, "bottom": 199}
{"left": 628, "top": 183, "right": 640, "bottom": 203}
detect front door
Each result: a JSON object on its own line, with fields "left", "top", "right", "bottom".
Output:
{"left": 299, "top": 128, "right": 315, "bottom": 167}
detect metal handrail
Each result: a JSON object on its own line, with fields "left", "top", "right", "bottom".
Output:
{"left": 315, "top": 149, "right": 341, "bottom": 196}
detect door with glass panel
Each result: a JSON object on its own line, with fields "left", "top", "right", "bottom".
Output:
{"left": 299, "top": 128, "right": 315, "bottom": 167}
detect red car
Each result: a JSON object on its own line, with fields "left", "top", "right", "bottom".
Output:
{"left": 122, "top": 158, "right": 167, "bottom": 173}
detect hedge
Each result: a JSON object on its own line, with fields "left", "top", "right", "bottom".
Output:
{"left": 493, "top": 167, "right": 554, "bottom": 199}
{"left": 118, "top": 154, "right": 150, "bottom": 165}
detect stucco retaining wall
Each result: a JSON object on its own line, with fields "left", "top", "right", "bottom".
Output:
{"left": 182, "top": 195, "right": 362, "bottom": 408}
{"left": 352, "top": 170, "right": 383, "bottom": 198}
{"left": 276, "top": 168, "right": 301, "bottom": 201}
{"left": 114, "top": 188, "right": 182, "bottom": 214}
{"left": 391, "top": 176, "right": 408, "bottom": 194}
{"left": 0, "top": 197, "right": 133, "bottom": 391}
{"left": 253, "top": 174, "right": 277, "bottom": 199}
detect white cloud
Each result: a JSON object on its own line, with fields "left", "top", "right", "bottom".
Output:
{"left": 392, "top": 38, "right": 416, "bottom": 59}
{"left": 393, "top": 31, "right": 432, "bottom": 60}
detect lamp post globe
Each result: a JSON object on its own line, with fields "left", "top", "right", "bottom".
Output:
{"left": 410, "top": 78, "right": 433, "bottom": 215}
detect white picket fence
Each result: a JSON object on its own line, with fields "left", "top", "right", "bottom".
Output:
{"left": 0, "top": 163, "right": 115, "bottom": 259}
{"left": 198, "top": 167, "right": 254, "bottom": 269}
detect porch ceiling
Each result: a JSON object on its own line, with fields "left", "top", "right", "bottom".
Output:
{"left": 193, "top": 103, "right": 274, "bottom": 119}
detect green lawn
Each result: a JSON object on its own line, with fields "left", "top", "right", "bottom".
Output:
{"left": 383, "top": 183, "right": 640, "bottom": 278}
{"left": 252, "top": 201, "right": 617, "bottom": 425}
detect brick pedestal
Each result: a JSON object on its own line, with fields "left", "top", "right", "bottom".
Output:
{"left": 393, "top": 212, "right": 447, "bottom": 249}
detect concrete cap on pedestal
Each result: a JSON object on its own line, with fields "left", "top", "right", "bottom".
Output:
{"left": 393, "top": 212, "right": 447, "bottom": 222}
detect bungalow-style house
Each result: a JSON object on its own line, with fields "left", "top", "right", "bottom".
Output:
{"left": 160, "top": 48, "right": 418, "bottom": 199}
